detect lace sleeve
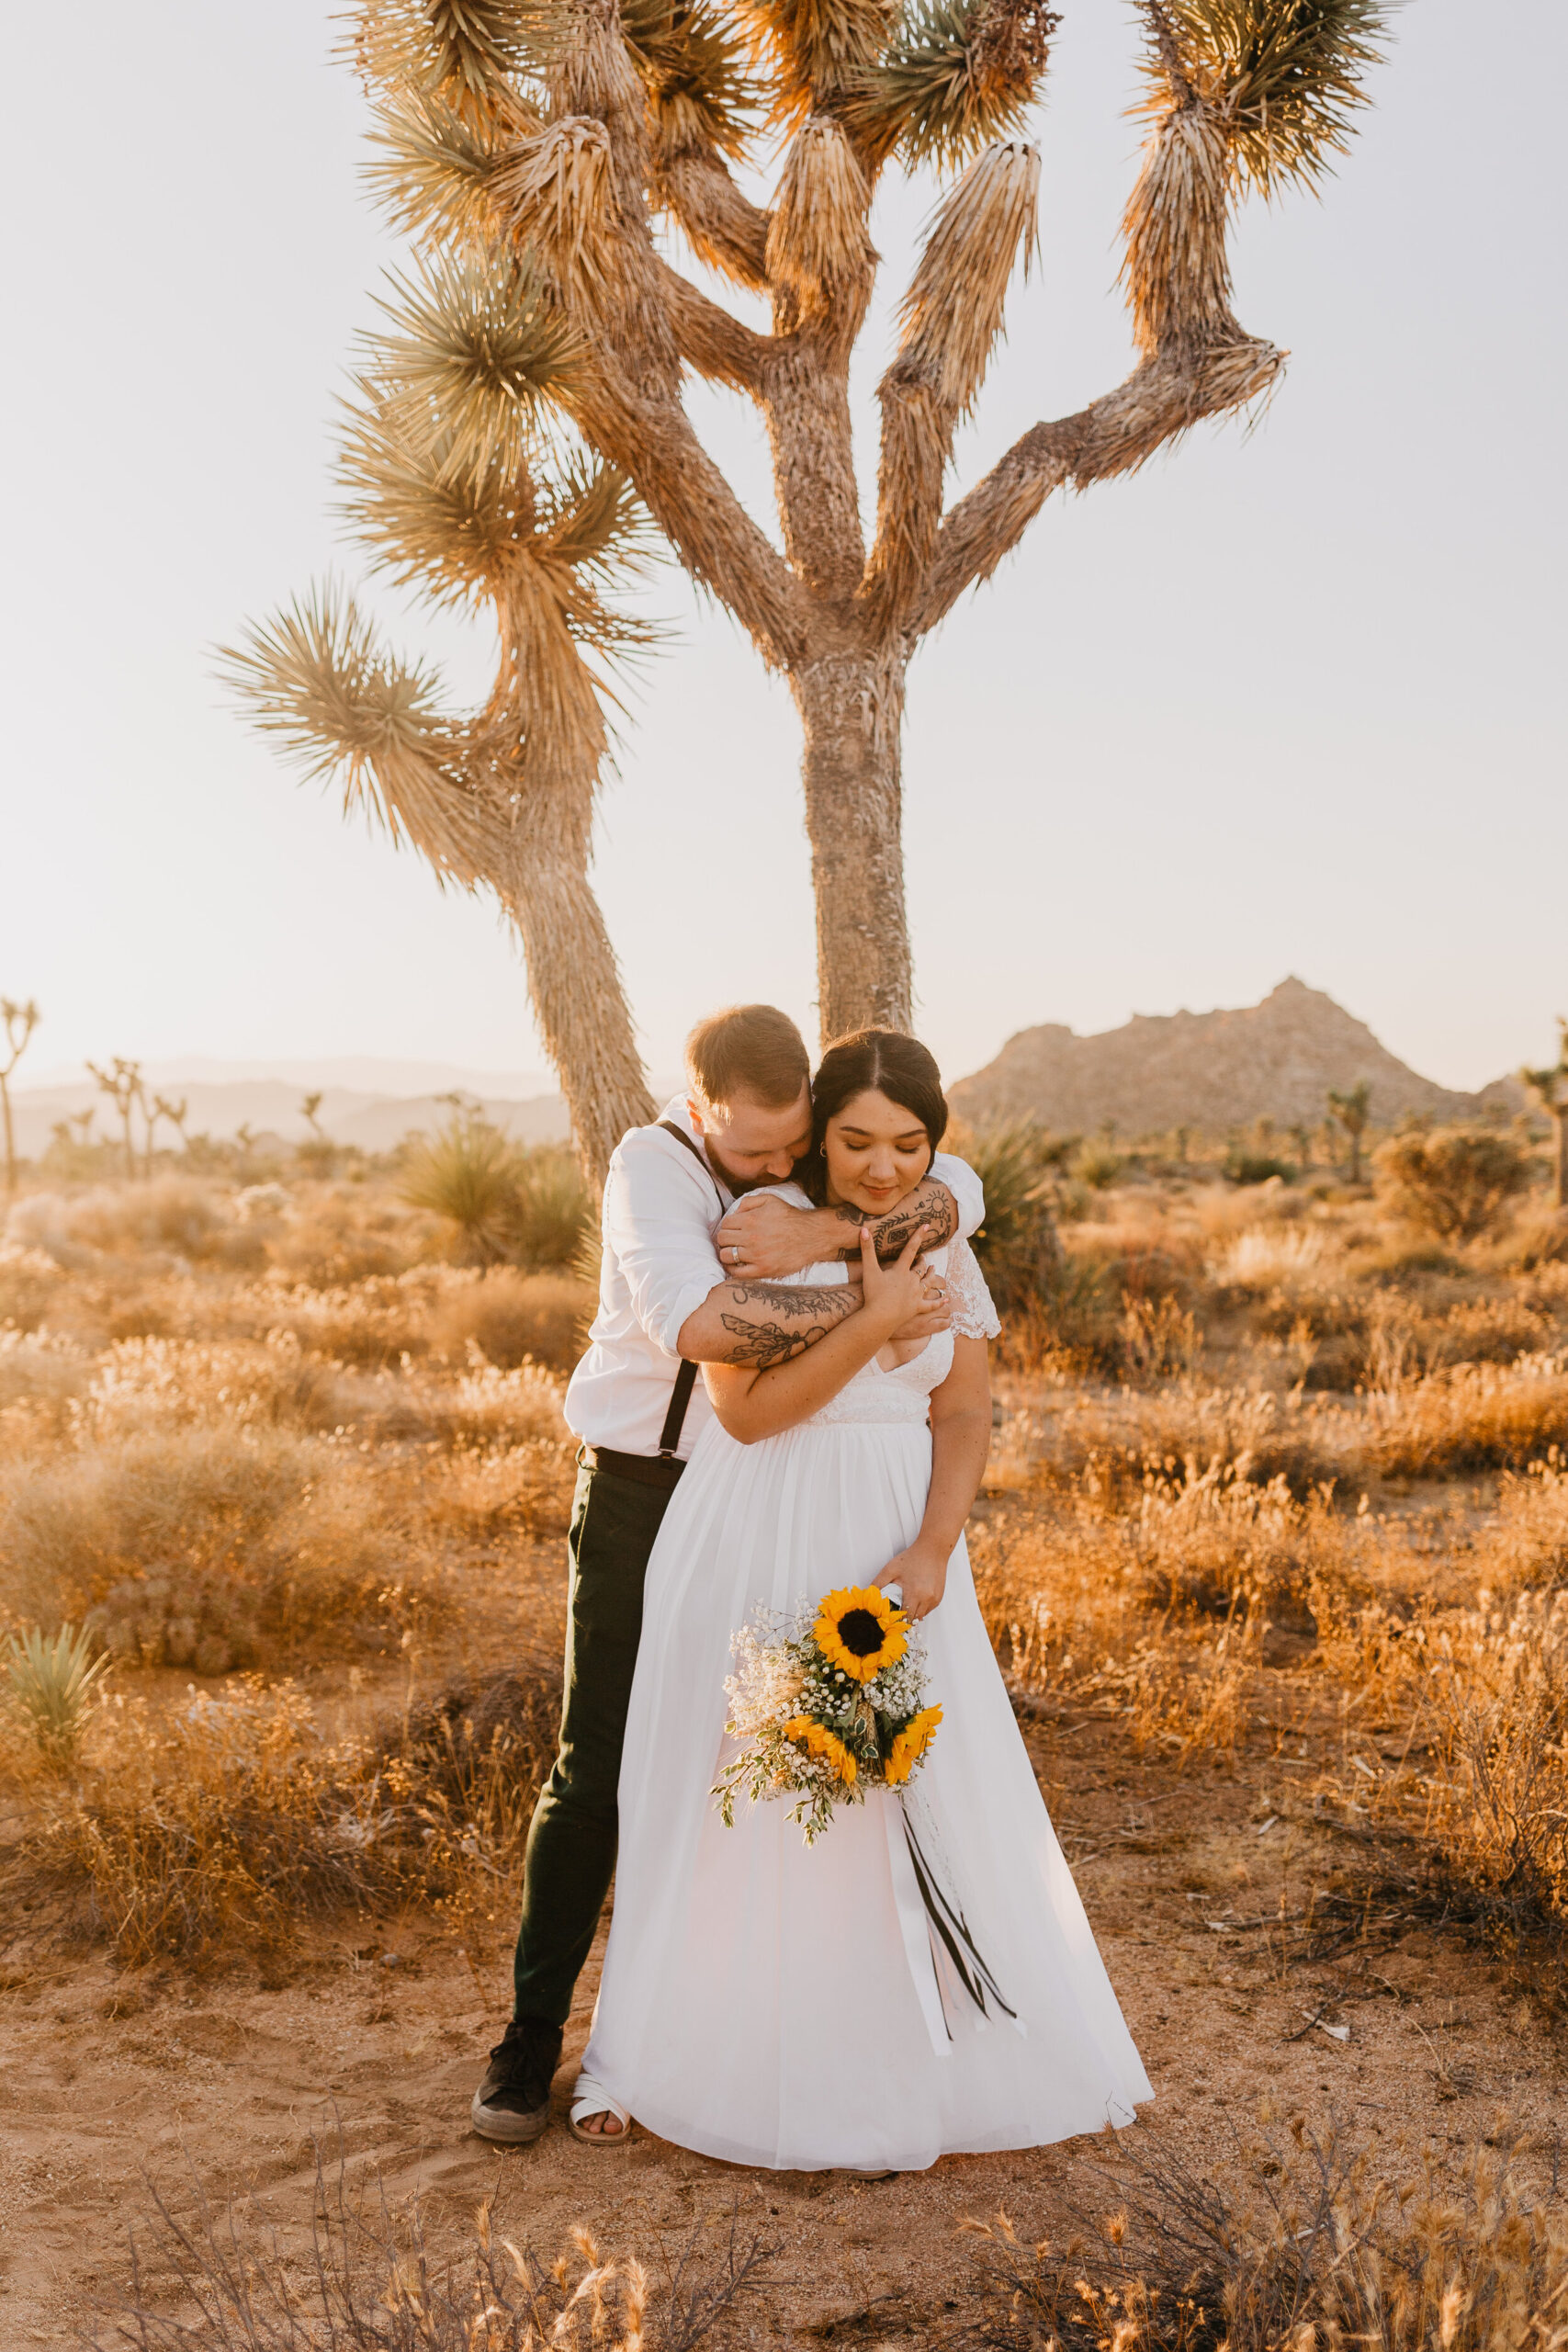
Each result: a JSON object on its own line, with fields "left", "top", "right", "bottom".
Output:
{"left": 945, "top": 1232, "right": 1001, "bottom": 1341}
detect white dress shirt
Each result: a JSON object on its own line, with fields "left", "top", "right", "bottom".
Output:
{"left": 563, "top": 1097, "right": 987, "bottom": 1460}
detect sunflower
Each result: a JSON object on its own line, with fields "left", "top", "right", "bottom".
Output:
{"left": 884, "top": 1705, "right": 942, "bottom": 1785}
{"left": 812, "top": 1586, "right": 908, "bottom": 1682}
{"left": 784, "top": 1714, "right": 858, "bottom": 1783}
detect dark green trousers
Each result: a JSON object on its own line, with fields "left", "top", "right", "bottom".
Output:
{"left": 511, "top": 1460, "right": 674, "bottom": 2027}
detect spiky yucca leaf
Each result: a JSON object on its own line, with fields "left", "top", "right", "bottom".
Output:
{"left": 491, "top": 118, "right": 619, "bottom": 299}
{"left": 736, "top": 0, "right": 893, "bottom": 125}
{"left": 766, "top": 116, "right": 875, "bottom": 317}
{"left": 339, "top": 383, "right": 549, "bottom": 605}
{"left": 893, "top": 139, "right": 1038, "bottom": 411}
{"left": 357, "top": 0, "right": 547, "bottom": 119}
{"left": 364, "top": 87, "right": 522, "bottom": 248}
{"left": 622, "top": 0, "right": 765, "bottom": 161}
{"left": 844, "top": 0, "right": 1056, "bottom": 170}
{"left": 358, "top": 254, "right": 584, "bottom": 492}
{"left": 535, "top": 452, "right": 658, "bottom": 587}
{"left": 219, "top": 588, "right": 491, "bottom": 885}
{"left": 1143, "top": 0, "right": 1395, "bottom": 196}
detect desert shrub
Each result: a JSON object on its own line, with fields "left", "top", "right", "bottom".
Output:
{"left": 0, "top": 1326, "right": 89, "bottom": 1427}
{"left": 420, "top": 1442, "right": 577, "bottom": 1539}
{"left": 511, "top": 1145, "right": 594, "bottom": 1268}
{"left": 1375, "top": 1127, "right": 1532, "bottom": 1244}
{"left": 3, "top": 1622, "right": 109, "bottom": 1765}
{"left": 0, "top": 1243, "right": 62, "bottom": 1329}
{"left": 236, "top": 1273, "right": 439, "bottom": 1366}
{"left": 963, "top": 2123, "right": 1568, "bottom": 2352}
{"left": 1213, "top": 1223, "right": 1326, "bottom": 1292}
{"left": 1119, "top": 1293, "right": 1201, "bottom": 1383}
{"left": 264, "top": 1191, "right": 423, "bottom": 1285}
{"left": 17, "top": 1663, "right": 560, "bottom": 1966}
{"left": 1073, "top": 1142, "right": 1122, "bottom": 1190}
{"left": 399, "top": 1110, "right": 526, "bottom": 1264}
{"left": 1423, "top": 1590, "right": 1568, "bottom": 1958}
{"left": 425, "top": 1265, "right": 593, "bottom": 1372}
{"left": 962, "top": 1122, "right": 1066, "bottom": 1312}
{"left": 1366, "top": 1354, "right": 1568, "bottom": 1476}
{"left": 0, "top": 1424, "right": 404, "bottom": 1661}
{"left": 1224, "top": 1151, "right": 1295, "bottom": 1186}
{"left": 8, "top": 1179, "right": 235, "bottom": 1264}
{"left": 87, "top": 2150, "right": 768, "bottom": 2351}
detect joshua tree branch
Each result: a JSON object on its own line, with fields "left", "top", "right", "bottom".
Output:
{"left": 652, "top": 256, "right": 771, "bottom": 394}
{"left": 909, "top": 334, "right": 1281, "bottom": 638}
{"left": 656, "top": 150, "right": 772, "bottom": 292}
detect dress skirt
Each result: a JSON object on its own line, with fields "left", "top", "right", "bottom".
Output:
{"left": 581, "top": 1405, "right": 1152, "bottom": 2173}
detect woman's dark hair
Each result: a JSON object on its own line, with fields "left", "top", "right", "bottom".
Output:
{"left": 801, "top": 1029, "right": 947, "bottom": 1201}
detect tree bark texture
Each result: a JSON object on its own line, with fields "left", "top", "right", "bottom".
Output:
{"left": 792, "top": 646, "right": 912, "bottom": 1043}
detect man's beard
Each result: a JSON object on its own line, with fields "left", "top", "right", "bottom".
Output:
{"left": 705, "top": 1140, "right": 806, "bottom": 1197}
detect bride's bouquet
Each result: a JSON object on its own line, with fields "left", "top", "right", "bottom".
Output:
{"left": 712, "top": 1584, "right": 942, "bottom": 1844}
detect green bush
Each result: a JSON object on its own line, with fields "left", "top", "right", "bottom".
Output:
{"left": 399, "top": 1112, "right": 526, "bottom": 1264}
{"left": 962, "top": 1122, "right": 1066, "bottom": 1312}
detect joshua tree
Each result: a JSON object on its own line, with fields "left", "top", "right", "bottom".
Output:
{"left": 1, "top": 996, "right": 40, "bottom": 1193}
{"left": 300, "top": 1091, "right": 328, "bottom": 1143}
{"left": 1520, "top": 1021, "right": 1568, "bottom": 1212}
{"left": 148, "top": 1093, "right": 190, "bottom": 1168}
{"left": 229, "top": 0, "right": 1390, "bottom": 1159}
{"left": 87, "top": 1057, "right": 143, "bottom": 1182}
{"left": 1288, "top": 1121, "right": 1313, "bottom": 1175}
{"left": 1326, "top": 1079, "right": 1371, "bottom": 1185}
{"left": 221, "top": 335, "right": 660, "bottom": 1183}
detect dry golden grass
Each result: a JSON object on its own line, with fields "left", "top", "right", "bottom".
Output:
{"left": 963, "top": 2115, "right": 1568, "bottom": 2352}
{"left": 4, "top": 1160, "right": 1567, "bottom": 2002}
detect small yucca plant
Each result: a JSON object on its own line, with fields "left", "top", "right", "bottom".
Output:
{"left": 400, "top": 1109, "right": 526, "bottom": 1264}
{"left": 4, "top": 1622, "right": 110, "bottom": 1765}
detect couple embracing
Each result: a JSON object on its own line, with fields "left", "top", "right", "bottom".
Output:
{"left": 471, "top": 1005, "right": 1150, "bottom": 2174}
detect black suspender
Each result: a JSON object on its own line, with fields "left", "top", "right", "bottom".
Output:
{"left": 654, "top": 1119, "right": 722, "bottom": 1459}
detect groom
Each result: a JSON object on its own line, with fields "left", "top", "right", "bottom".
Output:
{"left": 470, "top": 1003, "right": 985, "bottom": 2143}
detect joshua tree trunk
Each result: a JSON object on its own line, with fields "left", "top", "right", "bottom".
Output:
{"left": 1553, "top": 1109, "right": 1568, "bottom": 1212}
{"left": 793, "top": 647, "right": 912, "bottom": 1038}
{"left": 495, "top": 825, "right": 655, "bottom": 1179}
{"left": 0, "top": 1080, "right": 15, "bottom": 1195}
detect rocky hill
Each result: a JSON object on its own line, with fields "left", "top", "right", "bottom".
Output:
{"left": 948, "top": 978, "right": 1520, "bottom": 1136}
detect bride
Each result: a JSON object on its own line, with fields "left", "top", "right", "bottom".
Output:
{"left": 576, "top": 1029, "right": 1151, "bottom": 2172}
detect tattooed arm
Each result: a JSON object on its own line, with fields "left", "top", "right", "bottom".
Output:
{"left": 676, "top": 1255, "right": 951, "bottom": 1371}
{"left": 715, "top": 1154, "right": 985, "bottom": 1276}
{"left": 705, "top": 1229, "right": 936, "bottom": 1442}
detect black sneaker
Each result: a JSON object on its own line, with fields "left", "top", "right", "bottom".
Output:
{"left": 469, "top": 2016, "right": 563, "bottom": 2144}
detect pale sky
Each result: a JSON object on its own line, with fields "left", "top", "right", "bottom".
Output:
{"left": 3, "top": 1, "right": 1562, "bottom": 1099}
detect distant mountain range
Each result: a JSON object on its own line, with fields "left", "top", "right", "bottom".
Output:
{"left": 9, "top": 988, "right": 1524, "bottom": 1162}
{"left": 7, "top": 1060, "right": 683, "bottom": 1159}
{"left": 947, "top": 978, "right": 1524, "bottom": 1136}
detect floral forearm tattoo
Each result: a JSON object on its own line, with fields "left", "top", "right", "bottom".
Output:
{"left": 716, "top": 1280, "right": 858, "bottom": 1370}
{"left": 827, "top": 1179, "right": 957, "bottom": 1262}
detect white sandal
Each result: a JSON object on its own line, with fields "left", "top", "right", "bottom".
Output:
{"left": 569, "top": 2071, "right": 633, "bottom": 2144}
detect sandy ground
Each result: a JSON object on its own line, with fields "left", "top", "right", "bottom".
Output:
{"left": 3, "top": 1657, "right": 1563, "bottom": 2350}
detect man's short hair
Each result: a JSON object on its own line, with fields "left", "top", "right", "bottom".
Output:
{"left": 684, "top": 1004, "right": 810, "bottom": 1113}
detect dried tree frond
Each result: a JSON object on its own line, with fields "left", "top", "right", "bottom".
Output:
{"left": 491, "top": 116, "right": 620, "bottom": 300}
{"left": 363, "top": 85, "right": 523, "bottom": 248}
{"left": 1142, "top": 0, "right": 1396, "bottom": 197}
{"left": 1122, "top": 89, "right": 1233, "bottom": 357}
{"left": 357, "top": 0, "right": 548, "bottom": 124}
{"left": 736, "top": 0, "right": 895, "bottom": 126}
{"left": 535, "top": 452, "right": 659, "bottom": 587}
{"left": 844, "top": 0, "right": 1057, "bottom": 171}
{"left": 623, "top": 0, "right": 766, "bottom": 161}
{"left": 766, "top": 115, "right": 876, "bottom": 319}
{"left": 358, "top": 253, "right": 585, "bottom": 491}
{"left": 218, "top": 587, "right": 491, "bottom": 885}
{"left": 893, "top": 136, "right": 1038, "bottom": 410}
{"left": 338, "top": 390, "right": 539, "bottom": 606}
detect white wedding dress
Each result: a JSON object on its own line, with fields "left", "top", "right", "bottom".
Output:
{"left": 582, "top": 1214, "right": 1152, "bottom": 2172}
